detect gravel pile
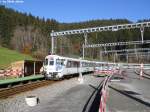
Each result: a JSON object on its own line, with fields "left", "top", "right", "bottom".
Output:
{"left": 0, "top": 74, "right": 99, "bottom": 112}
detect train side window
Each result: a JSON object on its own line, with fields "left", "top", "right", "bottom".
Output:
{"left": 89, "top": 63, "right": 91, "bottom": 67}
{"left": 71, "top": 61, "right": 75, "bottom": 67}
{"left": 73, "top": 61, "right": 77, "bottom": 67}
{"left": 66, "top": 61, "right": 71, "bottom": 68}
{"left": 82, "top": 62, "right": 85, "bottom": 67}
{"left": 85, "top": 63, "right": 87, "bottom": 67}
{"left": 87, "top": 63, "right": 89, "bottom": 67}
{"left": 74, "top": 61, "right": 79, "bottom": 67}
{"left": 83, "top": 63, "right": 85, "bottom": 67}
{"left": 81, "top": 62, "right": 84, "bottom": 67}
{"left": 61, "top": 59, "right": 65, "bottom": 65}
{"left": 90, "top": 63, "right": 92, "bottom": 67}
{"left": 77, "top": 62, "right": 80, "bottom": 67}
{"left": 86, "top": 63, "right": 88, "bottom": 67}
{"left": 70, "top": 61, "right": 73, "bottom": 67}
{"left": 73, "top": 62, "right": 75, "bottom": 67}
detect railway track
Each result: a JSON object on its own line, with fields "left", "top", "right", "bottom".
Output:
{"left": 0, "top": 80, "right": 56, "bottom": 99}
{"left": 135, "top": 70, "right": 150, "bottom": 79}
{"left": 143, "top": 71, "right": 150, "bottom": 77}
{"left": 0, "top": 73, "right": 94, "bottom": 99}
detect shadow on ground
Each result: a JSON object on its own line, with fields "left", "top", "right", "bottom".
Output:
{"left": 82, "top": 81, "right": 103, "bottom": 112}
{"left": 109, "top": 85, "right": 150, "bottom": 108}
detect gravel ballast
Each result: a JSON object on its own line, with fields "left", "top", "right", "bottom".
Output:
{"left": 0, "top": 74, "right": 103, "bottom": 112}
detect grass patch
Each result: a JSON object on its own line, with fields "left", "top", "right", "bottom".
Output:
{"left": 0, "top": 47, "right": 33, "bottom": 69}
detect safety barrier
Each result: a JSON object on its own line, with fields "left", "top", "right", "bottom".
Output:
{"left": 139, "top": 63, "right": 143, "bottom": 79}
{"left": 134, "top": 63, "right": 145, "bottom": 79}
{"left": 135, "top": 68, "right": 150, "bottom": 79}
{"left": 99, "top": 75, "right": 112, "bottom": 112}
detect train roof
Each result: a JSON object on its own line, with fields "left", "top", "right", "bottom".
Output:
{"left": 45, "top": 55, "right": 115, "bottom": 65}
{"left": 45, "top": 55, "right": 95, "bottom": 62}
{"left": 45, "top": 55, "right": 81, "bottom": 61}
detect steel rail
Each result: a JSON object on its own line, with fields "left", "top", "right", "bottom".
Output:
{"left": 0, "top": 80, "right": 55, "bottom": 99}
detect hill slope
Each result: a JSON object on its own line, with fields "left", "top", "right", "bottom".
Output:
{"left": 0, "top": 47, "right": 33, "bottom": 69}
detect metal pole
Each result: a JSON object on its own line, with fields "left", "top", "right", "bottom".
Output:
{"left": 116, "top": 53, "right": 118, "bottom": 62}
{"left": 22, "top": 61, "right": 24, "bottom": 77}
{"left": 140, "top": 27, "right": 144, "bottom": 43}
{"left": 127, "top": 53, "right": 129, "bottom": 63}
{"left": 34, "top": 61, "right": 35, "bottom": 75}
{"left": 82, "top": 44, "right": 84, "bottom": 59}
{"left": 148, "top": 51, "right": 149, "bottom": 61}
{"left": 83, "top": 33, "right": 87, "bottom": 59}
{"left": 134, "top": 44, "right": 138, "bottom": 61}
{"left": 114, "top": 53, "right": 116, "bottom": 63}
{"left": 55, "top": 36, "right": 57, "bottom": 54}
{"left": 100, "top": 50, "right": 102, "bottom": 61}
{"left": 104, "top": 46, "right": 107, "bottom": 61}
{"left": 84, "top": 33, "right": 87, "bottom": 45}
{"left": 51, "top": 30, "right": 54, "bottom": 54}
{"left": 78, "top": 61, "right": 83, "bottom": 84}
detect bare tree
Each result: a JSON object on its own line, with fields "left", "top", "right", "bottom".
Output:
{"left": 11, "top": 26, "right": 49, "bottom": 59}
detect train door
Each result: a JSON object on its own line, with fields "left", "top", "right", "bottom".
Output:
{"left": 76, "top": 61, "right": 80, "bottom": 73}
{"left": 56, "top": 59, "right": 65, "bottom": 72}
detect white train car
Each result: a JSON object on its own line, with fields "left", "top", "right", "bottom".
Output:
{"left": 42, "top": 55, "right": 96, "bottom": 79}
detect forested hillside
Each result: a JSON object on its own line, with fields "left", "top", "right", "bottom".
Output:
{"left": 0, "top": 5, "right": 150, "bottom": 60}
{"left": 0, "top": 5, "right": 59, "bottom": 59}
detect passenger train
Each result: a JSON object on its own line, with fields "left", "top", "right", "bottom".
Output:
{"left": 42, "top": 55, "right": 115, "bottom": 79}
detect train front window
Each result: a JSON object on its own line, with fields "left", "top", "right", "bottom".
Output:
{"left": 49, "top": 60, "right": 54, "bottom": 65}
{"left": 56, "top": 59, "right": 61, "bottom": 65}
{"left": 44, "top": 59, "right": 48, "bottom": 65}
